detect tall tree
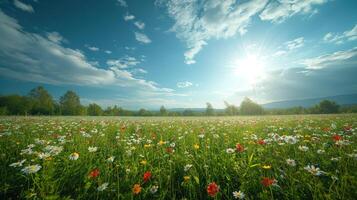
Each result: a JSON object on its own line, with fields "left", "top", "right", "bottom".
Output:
{"left": 206, "top": 102, "right": 214, "bottom": 116}
{"left": 160, "top": 105, "right": 167, "bottom": 116}
{"left": 28, "top": 86, "right": 54, "bottom": 115}
{"left": 224, "top": 101, "right": 239, "bottom": 115}
{"left": 87, "top": 103, "right": 103, "bottom": 116}
{"left": 240, "top": 97, "right": 264, "bottom": 115}
{"left": 317, "top": 100, "right": 340, "bottom": 114}
{"left": 60, "top": 90, "right": 82, "bottom": 115}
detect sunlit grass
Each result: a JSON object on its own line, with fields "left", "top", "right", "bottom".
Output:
{"left": 1, "top": 115, "right": 356, "bottom": 199}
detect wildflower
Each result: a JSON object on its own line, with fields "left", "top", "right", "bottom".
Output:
{"left": 183, "top": 176, "right": 190, "bottom": 182}
{"left": 286, "top": 159, "right": 296, "bottom": 166}
{"left": 317, "top": 149, "right": 325, "bottom": 154}
{"left": 332, "top": 135, "right": 342, "bottom": 142}
{"left": 284, "top": 136, "right": 298, "bottom": 144}
{"left": 233, "top": 190, "right": 245, "bottom": 199}
{"left": 207, "top": 182, "right": 219, "bottom": 197}
{"left": 132, "top": 184, "right": 142, "bottom": 195}
{"left": 89, "top": 168, "right": 100, "bottom": 178}
{"left": 261, "top": 177, "right": 277, "bottom": 187}
{"left": 21, "top": 164, "right": 42, "bottom": 174}
{"left": 97, "top": 182, "right": 109, "bottom": 191}
{"left": 257, "top": 139, "right": 266, "bottom": 145}
{"left": 88, "top": 146, "right": 98, "bottom": 152}
{"left": 198, "top": 134, "right": 205, "bottom": 138}
{"left": 298, "top": 145, "right": 309, "bottom": 152}
{"left": 226, "top": 148, "right": 235, "bottom": 153}
{"left": 194, "top": 144, "right": 200, "bottom": 149}
{"left": 107, "top": 156, "right": 115, "bottom": 163}
{"left": 236, "top": 143, "right": 244, "bottom": 152}
{"left": 143, "top": 171, "right": 152, "bottom": 182}
{"left": 9, "top": 159, "right": 26, "bottom": 167}
{"left": 158, "top": 140, "right": 165, "bottom": 145}
{"left": 150, "top": 185, "right": 159, "bottom": 194}
{"left": 69, "top": 152, "right": 79, "bottom": 160}
{"left": 37, "top": 152, "right": 51, "bottom": 160}
{"left": 144, "top": 144, "right": 151, "bottom": 148}
{"left": 184, "top": 164, "right": 193, "bottom": 172}
{"left": 331, "top": 157, "right": 340, "bottom": 162}
{"left": 170, "top": 142, "right": 176, "bottom": 148}
{"left": 140, "top": 160, "right": 147, "bottom": 165}
{"left": 262, "top": 165, "right": 271, "bottom": 169}
{"left": 304, "top": 165, "right": 324, "bottom": 176}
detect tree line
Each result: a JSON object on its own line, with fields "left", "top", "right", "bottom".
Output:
{"left": 0, "top": 86, "right": 356, "bottom": 116}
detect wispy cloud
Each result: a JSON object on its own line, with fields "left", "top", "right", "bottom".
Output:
{"left": 177, "top": 81, "right": 193, "bottom": 88}
{"left": 14, "top": 0, "right": 34, "bottom": 13}
{"left": 105, "top": 50, "right": 112, "bottom": 54}
{"left": 106, "top": 55, "right": 140, "bottom": 69}
{"left": 117, "top": 0, "right": 127, "bottom": 7}
{"left": 134, "top": 32, "right": 151, "bottom": 44}
{"left": 157, "top": 0, "right": 268, "bottom": 64}
{"left": 0, "top": 9, "right": 171, "bottom": 95}
{"left": 46, "top": 32, "right": 66, "bottom": 44}
{"left": 302, "top": 47, "right": 357, "bottom": 69}
{"left": 86, "top": 45, "right": 100, "bottom": 51}
{"left": 323, "top": 24, "right": 357, "bottom": 44}
{"left": 134, "top": 21, "right": 145, "bottom": 30}
{"left": 124, "top": 13, "right": 135, "bottom": 21}
{"left": 285, "top": 37, "right": 304, "bottom": 50}
{"left": 259, "top": 0, "right": 328, "bottom": 23}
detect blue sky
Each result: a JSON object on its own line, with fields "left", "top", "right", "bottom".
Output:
{"left": 0, "top": 0, "right": 357, "bottom": 109}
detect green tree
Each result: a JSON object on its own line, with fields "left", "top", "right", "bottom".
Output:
{"left": 87, "top": 103, "right": 103, "bottom": 116}
{"left": 160, "top": 105, "right": 168, "bottom": 116}
{"left": 60, "top": 90, "right": 82, "bottom": 115}
{"left": 240, "top": 97, "right": 264, "bottom": 115}
{"left": 317, "top": 100, "right": 340, "bottom": 114}
{"left": 28, "top": 86, "right": 54, "bottom": 115}
{"left": 224, "top": 101, "right": 239, "bottom": 115}
{"left": 206, "top": 102, "right": 214, "bottom": 116}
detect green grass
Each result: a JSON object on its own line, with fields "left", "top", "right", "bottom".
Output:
{"left": 1, "top": 115, "right": 357, "bottom": 199}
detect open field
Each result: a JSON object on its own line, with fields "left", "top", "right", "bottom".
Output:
{"left": 1, "top": 115, "right": 357, "bottom": 199}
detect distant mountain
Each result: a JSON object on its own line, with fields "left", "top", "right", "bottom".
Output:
{"left": 262, "top": 94, "right": 357, "bottom": 109}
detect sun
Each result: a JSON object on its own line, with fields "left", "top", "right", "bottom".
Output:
{"left": 233, "top": 54, "right": 266, "bottom": 85}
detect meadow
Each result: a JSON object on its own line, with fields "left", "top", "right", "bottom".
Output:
{"left": 0, "top": 115, "right": 356, "bottom": 199}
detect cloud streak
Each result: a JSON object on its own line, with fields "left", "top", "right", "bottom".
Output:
{"left": 13, "top": 0, "right": 34, "bottom": 13}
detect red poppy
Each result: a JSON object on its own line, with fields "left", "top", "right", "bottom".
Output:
{"left": 89, "top": 168, "right": 100, "bottom": 179}
{"left": 261, "top": 177, "right": 275, "bottom": 187}
{"left": 207, "top": 182, "right": 219, "bottom": 197}
{"left": 257, "top": 139, "right": 266, "bottom": 145}
{"left": 332, "top": 134, "right": 342, "bottom": 141}
{"left": 143, "top": 171, "right": 152, "bottom": 182}
{"left": 236, "top": 143, "right": 244, "bottom": 152}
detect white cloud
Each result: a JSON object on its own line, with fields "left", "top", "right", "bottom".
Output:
{"left": 105, "top": 50, "right": 112, "bottom": 54}
{"left": 302, "top": 47, "right": 357, "bottom": 69}
{"left": 106, "top": 55, "right": 140, "bottom": 69}
{"left": 0, "top": 9, "right": 172, "bottom": 95}
{"left": 46, "top": 32, "right": 65, "bottom": 44}
{"left": 158, "top": 0, "right": 268, "bottom": 64}
{"left": 259, "top": 0, "right": 328, "bottom": 23}
{"left": 124, "top": 13, "right": 135, "bottom": 21}
{"left": 131, "top": 68, "right": 148, "bottom": 74}
{"left": 117, "top": 0, "right": 127, "bottom": 7}
{"left": 323, "top": 24, "right": 357, "bottom": 44}
{"left": 14, "top": 0, "right": 34, "bottom": 13}
{"left": 177, "top": 81, "right": 193, "bottom": 88}
{"left": 86, "top": 45, "right": 99, "bottom": 51}
{"left": 285, "top": 37, "right": 304, "bottom": 50}
{"left": 134, "top": 21, "right": 145, "bottom": 29}
{"left": 134, "top": 32, "right": 152, "bottom": 44}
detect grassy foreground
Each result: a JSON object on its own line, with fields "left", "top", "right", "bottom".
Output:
{"left": 0, "top": 115, "right": 356, "bottom": 199}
